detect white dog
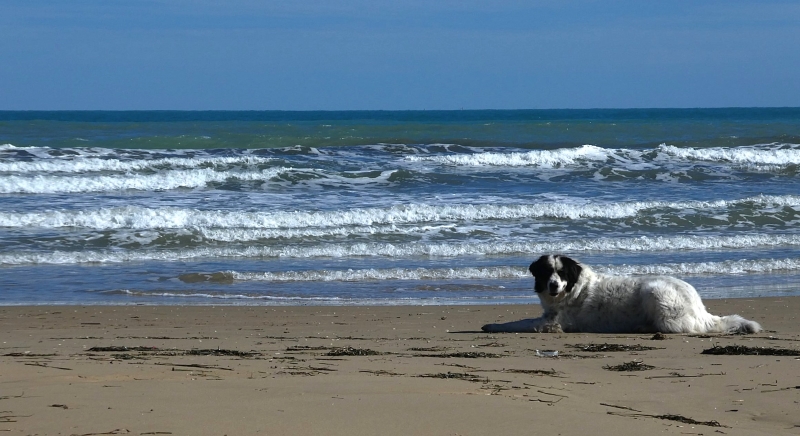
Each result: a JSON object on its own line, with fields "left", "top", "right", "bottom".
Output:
{"left": 482, "top": 255, "right": 762, "bottom": 334}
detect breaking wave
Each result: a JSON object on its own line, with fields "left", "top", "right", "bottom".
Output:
{"left": 2, "top": 195, "right": 798, "bottom": 229}
{"left": 406, "top": 144, "right": 616, "bottom": 167}
{"left": 0, "top": 154, "right": 275, "bottom": 174}
{"left": 0, "top": 168, "right": 290, "bottom": 194}
{"left": 405, "top": 143, "right": 800, "bottom": 170}
{"left": 174, "top": 257, "right": 800, "bottom": 285}
{"left": 3, "top": 234, "right": 800, "bottom": 265}
{"left": 658, "top": 143, "right": 800, "bottom": 166}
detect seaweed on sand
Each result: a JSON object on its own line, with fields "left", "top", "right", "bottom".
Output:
{"left": 603, "top": 360, "right": 655, "bottom": 371}
{"left": 184, "top": 349, "right": 260, "bottom": 357}
{"left": 87, "top": 346, "right": 160, "bottom": 352}
{"left": 86, "top": 346, "right": 261, "bottom": 358}
{"left": 608, "top": 411, "right": 725, "bottom": 428}
{"left": 701, "top": 345, "right": 800, "bottom": 356}
{"left": 285, "top": 346, "right": 329, "bottom": 352}
{"left": 416, "top": 351, "right": 502, "bottom": 358}
{"left": 326, "top": 347, "right": 384, "bottom": 356}
{"left": 418, "top": 372, "right": 487, "bottom": 383}
{"left": 407, "top": 346, "right": 449, "bottom": 352}
{"left": 502, "top": 368, "right": 561, "bottom": 376}
{"left": 569, "top": 343, "right": 660, "bottom": 352}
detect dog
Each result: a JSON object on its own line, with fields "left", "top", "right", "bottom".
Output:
{"left": 481, "top": 255, "right": 761, "bottom": 334}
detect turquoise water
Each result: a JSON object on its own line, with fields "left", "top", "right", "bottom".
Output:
{"left": 1, "top": 109, "right": 800, "bottom": 305}
{"left": 4, "top": 108, "right": 800, "bottom": 149}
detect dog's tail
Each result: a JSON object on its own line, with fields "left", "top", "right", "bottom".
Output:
{"left": 709, "top": 314, "right": 762, "bottom": 334}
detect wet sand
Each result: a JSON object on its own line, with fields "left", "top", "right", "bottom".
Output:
{"left": 1, "top": 297, "right": 799, "bottom": 435}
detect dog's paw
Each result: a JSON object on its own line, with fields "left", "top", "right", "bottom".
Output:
{"left": 481, "top": 323, "right": 498, "bottom": 333}
{"left": 737, "top": 320, "right": 762, "bottom": 334}
{"left": 540, "top": 323, "right": 564, "bottom": 333}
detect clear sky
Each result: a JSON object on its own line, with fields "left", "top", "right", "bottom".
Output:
{"left": 2, "top": 0, "right": 799, "bottom": 110}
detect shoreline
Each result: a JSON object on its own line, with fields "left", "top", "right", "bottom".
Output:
{"left": 0, "top": 293, "right": 785, "bottom": 307}
{"left": 2, "top": 297, "right": 798, "bottom": 435}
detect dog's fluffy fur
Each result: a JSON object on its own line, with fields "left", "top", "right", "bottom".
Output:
{"left": 482, "top": 255, "right": 761, "bottom": 334}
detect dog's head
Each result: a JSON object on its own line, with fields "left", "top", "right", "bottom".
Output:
{"left": 529, "top": 255, "right": 582, "bottom": 297}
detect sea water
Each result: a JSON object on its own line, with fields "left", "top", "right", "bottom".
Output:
{"left": 1, "top": 109, "right": 799, "bottom": 305}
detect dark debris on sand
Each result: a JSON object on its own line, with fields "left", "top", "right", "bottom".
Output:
{"left": 701, "top": 345, "right": 800, "bottom": 356}
{"left": 285, "top": 346, "right": 330, "bottom": 352}
{"left": 416, "top": 351, "right": 502, "bottom": 358}
{"left": 502, "top": 368, "right": 561, "bottom": 376}
{"left": 603, "top": 360, "right": 655, "bottom": 371}
{"left": 418, "top": 372, "right": 487, "bottom": 383}
{"left": 184, "top": 349, "right": 260, "bottom": 357}
{"left": 608, "top": 411, "right": 725, "bottom": 428}
{"left": 326, "top": 347, "right": 384, "bottom": 356}
{"left": 85, "top": 346, "right": 261, "bottom": 358}
{"left": 407, "top": 346, "right": 450, "bottom": 352}
{"left": 87, "top": 346, "right": 160, "bottom": 352}
{"left": 569, "top": 343, "right": 661, "bottom": 352}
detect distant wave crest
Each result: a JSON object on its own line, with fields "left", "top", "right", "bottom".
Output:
{"left": 405, "top": 142, "right": 800, "bottom": 169}
{"left": 158, "top": 257, "right": 800, "bottom": 286}
{"left": 0, "top": 154, "right": 275, "bottom": 174}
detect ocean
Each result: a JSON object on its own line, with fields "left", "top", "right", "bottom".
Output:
{"left": 1, "top": 108, "right": 799, "bottom": 306}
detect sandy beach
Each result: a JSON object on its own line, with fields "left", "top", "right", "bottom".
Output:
{"left": 1, "top": 297, "right": 798, "bottom": 435}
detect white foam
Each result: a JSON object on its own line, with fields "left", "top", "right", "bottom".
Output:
{"left": 0, "top": 167, "right": 288, "bottom": 194}
{"left": 600, "top": 257, "right": 800, "bottom": 276}
{"left": 107, "top": 290, "right": 508, "bottom": 306}
{"left": 403, "top": 142, "right": 800, "bottom": 170}
{"left": 197, "top": 224, "right": 457, "bottom": 242}
{"left": 2, "top": 194, "right": 797, "bottom": 229}
{"left": 658, "top": 143, "right": 800, "bottom": 166}
{"left": 0, "top": 155, "right": 275, "bottom": 173}
{"left": 405, "top": 144, "right": 617, "bottom": 167}
{"left": 0, "top": 144, "right": 30, "bottom": 150}
{"left": 198, "top": 258, "right": 800, "bottom": 284}
{"left": 3, "top": 233, "right": 800, "bottom": 265}
{"left": 228, "top": 266, "right": 528, "bottom": 282}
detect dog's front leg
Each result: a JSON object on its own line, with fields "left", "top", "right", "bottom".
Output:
{"left": 481, "top": 316, "right": 561, "bottom": 333}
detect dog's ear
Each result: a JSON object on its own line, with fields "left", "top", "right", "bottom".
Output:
{"left": 529, "top": 256, "right": 552, "bottom": 294}
{"left": 558, "top": 256, "right": 583, "bottom": 293}
{"left": 528, "top": 256, "right": 550, "bottom": 277}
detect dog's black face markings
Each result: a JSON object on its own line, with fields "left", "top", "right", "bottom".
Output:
{"left": 528, "top": 255, "right": 582, "bottom": 295}
{"left": 557, "top": 255, "right": 582, "bottom": 294}
{"left": 529, "top": 255, "right": 554, "bottom": 294}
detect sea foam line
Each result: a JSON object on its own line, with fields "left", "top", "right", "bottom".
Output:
{"left": 2, "top": 195, "right": 798, "bottom": 229}
{"left": 3, "top": 233, "right": 800, "bottom": 265}
{"left": 196, "top": 224, "right": 457, "bottom": 242}
{"left": 0, "top": 167, "right": 289, "bottom": 194}
{"left": 102, "top": 290, "right": 507, "bottom": 306}
{"left": 0, "top": 167, "right": 398, "bottom": 194}
{"left": 184, "top": 257, "right": 800, "bottom": 284}
{"left": 226, "top": 266, "right": 528, "bottom": 282}
{"left": 658, "top": 143, "right": 800, "bottom": 166}
{"left": 0, "top": 155, "right": 275, "bottom": 174}
{"left": 599, "top": 257, "right": 800, "bottom": 277}
{"left": 404, "top": 143, "right": 800, "bottom": 168}
{"left": 405, "top": 144, "right": 615, "bottom": 167}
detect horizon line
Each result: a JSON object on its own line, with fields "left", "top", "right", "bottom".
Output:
{"left": 2, "top": 106, "right": 800, "bottom": 112}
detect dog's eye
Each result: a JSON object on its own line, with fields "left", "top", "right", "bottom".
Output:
{"left": 557, "top": 271, "right": 567, "bottom": 280}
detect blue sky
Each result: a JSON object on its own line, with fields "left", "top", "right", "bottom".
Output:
{"left": 1, "top": 1, "right": 799, "bottom": 110}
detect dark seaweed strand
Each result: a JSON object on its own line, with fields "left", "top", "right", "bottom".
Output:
{"left": 701, "top": 345, "right": 800, "bottom": 356}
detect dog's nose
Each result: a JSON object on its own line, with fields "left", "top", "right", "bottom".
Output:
{"left": 548, "top": 281, "right": 559, "bottom": 292}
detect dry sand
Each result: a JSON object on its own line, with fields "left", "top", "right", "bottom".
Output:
{"left": 1, "top": 297, "right": 799, "bottom": 435}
